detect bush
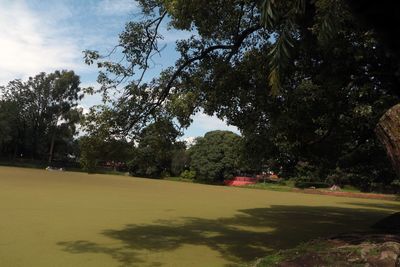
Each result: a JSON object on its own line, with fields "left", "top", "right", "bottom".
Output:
{"left": 325, "top": 168, "right": 349, "bottom": 187}
{"left": 294, "top": 161, "right": 320, "bottom": 180}
{"left": 160, "top": 170, "right": 171, "bottom": 178}
{"left": 180, "top": 170, "right": 196, "bottom": 180}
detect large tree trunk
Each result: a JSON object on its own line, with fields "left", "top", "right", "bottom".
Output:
{"left": 375, "top": 103, "right": 400, "bottom": 178}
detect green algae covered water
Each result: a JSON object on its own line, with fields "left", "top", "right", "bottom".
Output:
{"left": 0, "top": 166, "right": 398, "bottom": 267}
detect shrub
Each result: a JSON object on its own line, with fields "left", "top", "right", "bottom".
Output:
{"left": 160, "top": 170, "right": 171, "bottom": 178}
{"left": 325, "top": 168, "right": 349, "bottom": 187}
{"left": 180, "top": 170, "right": 196, "bottom": 180}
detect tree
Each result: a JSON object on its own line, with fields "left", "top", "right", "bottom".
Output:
{"left": 79, "top": 135, "right": 133, "bottom": 172}
{"left": 189, "top": 131, "right": 242, "bottom": 182}
{"left": 79, "top": 105, "right": 136, "bottom": 172}
{"left": 0, "top": 99, "right": 19, "bottom": 157}
{"left": 83, "top": 1, "right": 399, "bottom": 190}
{"left": 79, "top": 135, "right": 103, "bottom": 172}
{"left": 192, "top": 16, "right": 398, "bottom": 189}
{"left": 83, "top": 0, "right": 265, "bottom": 135}
{"left": 259, "top": 0, "right": 400, "bottom": 182}
{"left": 128, "top": 118, "right": 184, "bottom": 177}
{"left": 0, "top": 71, "right": 83, "bottom": 162}
{"left": 376, "top": 104, "right": 400, "bottom": 178}
{"left": 260, "top": 0, "right": 400, "bottom": 93}
{"left": 170, "top": 148, "right": 190, "bottom": 176}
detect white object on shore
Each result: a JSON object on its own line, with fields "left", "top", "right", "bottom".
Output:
{"left": 329, "top": 184, "right": 341, "bottom": 191}
{"left": 45, "top": 166, "right": 65, "bottom": 171}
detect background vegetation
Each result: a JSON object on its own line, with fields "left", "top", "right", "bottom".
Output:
{"left": 1, "top": 0, "right": 400, "bottom": 193}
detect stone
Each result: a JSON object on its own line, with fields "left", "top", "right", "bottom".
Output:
{"left": 380, "top": 250, "right": 398, "bottom": 261}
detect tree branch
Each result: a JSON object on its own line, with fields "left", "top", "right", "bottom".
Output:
{"left": 124, "top": 25, "right": 262, "bottom": 132}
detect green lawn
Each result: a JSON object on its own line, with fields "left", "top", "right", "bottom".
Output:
{"left": 0, "top": 166, "right": 399, "bottom": 267}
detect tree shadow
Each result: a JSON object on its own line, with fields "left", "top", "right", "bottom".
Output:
{"left": 58, "top": 205, "right": 394, "bottom": 266}
{"left": 341, "top": 201, "right": 400, "bottom": 211}
{"left": 57, "top": 240, "right": 155, "bottom": 267}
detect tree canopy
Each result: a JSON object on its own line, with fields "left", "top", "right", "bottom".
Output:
{"left": 0, "top": 70, "right": 83, "bottom": 163}
{"left": 79, "top": 0, "right": 400, "bottom": 191}
{"left": 83, "top": 0, "right": 399, "bottom": 132}
{"left": 0, "top": 1, "right": 398, "bottom": 192}
{"left": 128, "top": 118, "right": 185, "bottom": 177}
{"left": 189, "top": 130, "right": 242, "bottom": 182}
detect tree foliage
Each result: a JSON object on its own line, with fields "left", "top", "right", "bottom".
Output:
{"left": 189, "top": 131, "right": 242, "bottom": 182}
{"left": 82, "top": 0, "right": 400, "bottom": 191}
{"left": 79, "top": 136, "right": 133, "bottom": 172}
{"left": 128, "top": 118, "right": 184, "bottom": 177}
{"left": 0, "top": 71, "right": 83, "bottom": 162}
{"left": 260, "top": 0, "right": 400, "bottom": 92}
{"left": 83, "top": 0, "right": 265, "bottom": 135}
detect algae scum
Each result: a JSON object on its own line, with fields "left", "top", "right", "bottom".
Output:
{"left": 0, "top": 166, "right": 398, "bottom": 266}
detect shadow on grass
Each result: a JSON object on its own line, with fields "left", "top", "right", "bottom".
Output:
{"left": 57, "top": 240, "right": 154, "bottom": 267}
{"left": 341, "top": 202, "right": 400, "bottom": 211}
{"left": 58, "top": 205, "right": 394, "bottom": 266}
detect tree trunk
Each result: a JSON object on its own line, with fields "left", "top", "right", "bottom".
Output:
{"left": 13, "top": 143, "right": 18, "bottom": 161}
{"left": 375, "top": 103, "right": 400, "bottom": 178}
{"left": 48, "top": 133, "right": 55, "bottom": 164}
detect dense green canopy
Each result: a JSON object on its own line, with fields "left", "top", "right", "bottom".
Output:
{"left": 189, "top": 130, "right": 242, "bottom": 182}
{"left": 80, "top": 0, "right": 400, "bottom": 190}
{"left": 0, "top": 71, "right": 83, "bottom": 163}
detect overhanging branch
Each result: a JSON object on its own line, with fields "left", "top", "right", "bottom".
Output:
{"left": 124, "top": 25, "right": 262, "bottom": 132}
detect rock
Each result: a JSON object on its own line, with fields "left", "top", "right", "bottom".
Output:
{"left": 361, "top": 245, "right": 373, "bottom": 259}
{"left": 365, "top": 256, "right": 395, "bottom": 267}
{"left": 380, "top": 250, "right": 398, "bottom": 261}
{"left": 381, "top": 242, "right": 400, "bottom": 254}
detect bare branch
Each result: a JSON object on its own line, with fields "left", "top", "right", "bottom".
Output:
{"left": 136, "top": 11, "right": 168, "bottom": 87}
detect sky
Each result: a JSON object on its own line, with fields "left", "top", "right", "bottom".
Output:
{"left": 0, "top": 0, "right": 239, "bottom": 138}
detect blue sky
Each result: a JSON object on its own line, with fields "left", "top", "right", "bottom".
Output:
{"left": 0, "top": 0, "right": 239, "bottom": 138}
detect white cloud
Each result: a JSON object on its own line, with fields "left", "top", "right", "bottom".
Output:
{"left": 96, "top": 0, "right": 138, "bottom": 16}
{"left": 183, "top": 111, "right": 240, "bottom": 137}
{"left": 0, "top": 0, "right": 83, "bottom": 85}
{"left": 179, "top": 136, "right": 197, "bottom": 148}
{"left": 76, "top": 105, "right": 90, "bottom": 115}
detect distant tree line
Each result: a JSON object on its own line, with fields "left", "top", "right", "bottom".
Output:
{"left": 0, "top": 68, "right": 398, "bottom": 193}
{"left": 79, "top": 121, "right": 399, "bottom": 193}
{"left": 0, "top": 69, "right": 398, "bottom": 192}
{"left": 0, "top": 70, "right": 82, "bottom": 164}
{"left": 78, "top": 125, "right": 244, "bottom": 182}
